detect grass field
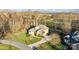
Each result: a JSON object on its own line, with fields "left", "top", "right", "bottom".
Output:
{"left": 0, "top": 31, "right": 65, "bottom": 50}
{"left": 10, "top": 32, "right": 42, "bottom": 45}
{"left": 38, "top": 42, "right": 64, "bottom": 50}
{"left": 0, "top": 44, "right": 19, "bottom": 50}
{"left": 5, "top": 31, "right": 42, "bottom": 44}
{"left": 0, "top": 29, "right": 64, "bottom": 50}
{"left": 0, "top": 31, "right": 42, "bottom": 50}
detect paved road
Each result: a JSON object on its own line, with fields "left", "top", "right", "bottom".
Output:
{"left": 0, "top": 40, "right": 32, "bottom": 50}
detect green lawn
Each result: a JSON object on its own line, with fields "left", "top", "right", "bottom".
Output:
{"left": 0, "top": 44, "right": 19, "bottom": 50}
{"left": 6, "top": 32, "right": 42, "bottom": 45}
{"left": 0, "top": 32, "right": 42, "bottom": 50}
{"left": 0, "top": 31, "right": 64, "bottom": 50}
{"left": 38, "top": 42, "right": 64, "bottom": 50}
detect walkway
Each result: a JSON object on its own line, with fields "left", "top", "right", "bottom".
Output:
{"left": 28, "top": 36, "right": 51, "bottom": 48}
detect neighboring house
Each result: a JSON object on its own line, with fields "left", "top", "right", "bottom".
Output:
{"left": 28, "top": 25, "right": 49, "bottom": 37}
{"left": 72, "top": 43, "right": 79, "bottom": 50}
{"left": 64, "top": 30, "right": 79, "bottom": 50}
